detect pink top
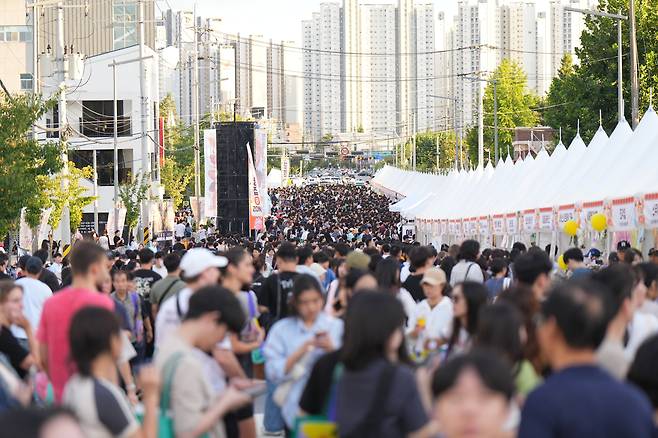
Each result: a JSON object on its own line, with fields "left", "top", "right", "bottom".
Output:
{"left": 36, "top": 287, "right": 113, "bottom": 402}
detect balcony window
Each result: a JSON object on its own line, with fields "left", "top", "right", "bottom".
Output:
{"left": 82, "top": 100, "right": 131, "bottom": 138}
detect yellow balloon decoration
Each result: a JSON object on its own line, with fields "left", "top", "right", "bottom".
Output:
{"left": 591, "top": 213, "right": 607, "bottom": 232}
{"left": 558, "top": 254, "right": 568, "bottom": 271}
{"left": 563, "top": 220, "right": 579, "bottom": 236}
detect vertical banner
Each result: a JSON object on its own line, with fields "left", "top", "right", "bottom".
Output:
{"left": 538, "top": 207, "right": 555, "bottom": 231}
{"left": 281, "top": 156, "right": 290, "bottom": 187}
{"left": 492, "top": 214, "right": 504, "bottom": 234}
{"left": 643, "top": 193, "right": 658, "bottom": 229}
{"left": 158, "top": 117, "right": 165, "bottom": 167}
{"left": 506, "top": 213, "right": 519, "bottom": 235}
{"left": 479, "top": 216, "right": 490, "bottom": 236}
{"left": 254, "top": 126, "right": 269, "bottom": 215}
{"left": 203, "top": 129, "right": 218, "bottom": 219}
{"left": 581, "top": 201, "right": 604, "bottom": 230}
{"left": 246, "top": 143, "right": 265, "bottom": 231}
{"left": 610, "top": 197, "right": 636, "bottom": 231}
{"left": 440, "top": 220, "right": 448, "bottom": 236}
{"left": 522, "top": 209, "right": 537, "bottom": 233}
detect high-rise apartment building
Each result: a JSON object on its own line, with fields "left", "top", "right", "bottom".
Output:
{"left": 302, "top": 3, "right": 342, "bottom": 141}
{"left": 360, "top": 4, "right": 397, "bottom": 133}
{"left": 397, "top": 0, "right": 415, "bottom": 137}
{"left": 415, "top": 3, "right": 436, "bottom": 132}
{"left": 343, "top": 0, "right": 361, "bottom": 132}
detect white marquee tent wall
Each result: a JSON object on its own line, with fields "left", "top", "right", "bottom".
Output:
{"left": 372, "top": 107, "right": 658, "bottom": 253}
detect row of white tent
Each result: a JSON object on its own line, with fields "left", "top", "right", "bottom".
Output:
{"left": 372, "top": 106, "right": 658, "bottom": 245}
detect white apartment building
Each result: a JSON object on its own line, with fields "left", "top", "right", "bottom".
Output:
{"left": 360, "top": 4, "right": 397, "bottom": 133}
{"left": 343, "top": 0, "right": 362, "bottom": 132}
{"left": 302, "top": 2, "right": 342, "bottom": 141}
{"left": 397, "top": 0, "right": 415, "bottom": 137}
{"left": 282, "top": 41, "right": 303, "bottom": 127}
{"left": 549, "top": 0, "right": 590, "bottom": 76}
{"left": 415, "top": 3, "right": 437, "bottom": 132}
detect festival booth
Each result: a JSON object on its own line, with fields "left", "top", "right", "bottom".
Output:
{"left": 372, "top": 106, "right": 658, "bottom": 257}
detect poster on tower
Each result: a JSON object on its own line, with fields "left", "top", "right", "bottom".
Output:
{"left": 254, "top": 125, "right": 270, "bottom": 215}
{"left": 203, "top": 129, "right": 218, "bottom": 219}
{"left": 247, "top": 143, "right": 265, "bottom": 231}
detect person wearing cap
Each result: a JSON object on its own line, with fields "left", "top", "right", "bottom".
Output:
{"left": 14, "top": 256, "right": 52, "bottom": 350}
{"left": 154, "top": 248, "right": 228, "bottom": 347}
{"left": 407, "top": 267, "right": 453, "bottom": 357}
{"left": 648, "top": 248, "right": 658, "bottom": 266}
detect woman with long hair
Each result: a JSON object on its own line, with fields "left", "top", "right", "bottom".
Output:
{"left": 263, "top": 274, "right": 343, "bottom": 433}
{"left": 300, "top": 291, "right": 436, "bottom": 438}
{"left": 445, "top": 281, "right": 488, "bottom": 358}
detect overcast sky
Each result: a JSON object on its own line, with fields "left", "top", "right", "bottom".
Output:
{"left": 160, "top": 0, "right": 460, "bottom": 43}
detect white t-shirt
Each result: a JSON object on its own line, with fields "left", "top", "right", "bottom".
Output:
{"left": 449, "top": 261, "right": 484, "bottom": 286}
{"left": 174, "top": 223, "right": 186, "bottom": 238}
{"left": 397, "top": 287, "right": 416, "bottom": 321}
{"left": 153, "top": 264, "right": 168, "bottom": 279}
{"left": 408, "top": 297, "right": 453, "bottom": 353}
{"left": 625, "top": 311, "right": 658, "bottom": 359}
{"left": 12, "top": 277, "right": 52, "bottom": 339}
{"left": 98, "top": 236, "right": 110, "bottom": 250}
{"left": 400, "top": 261, "right": 411, "bottom": 283}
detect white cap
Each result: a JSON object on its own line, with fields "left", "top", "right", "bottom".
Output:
{"left": 180, "top": 248, "right": 228, "bottom": 278}
{"left": 309, "top": 263, "right": 326, "bottom": 277}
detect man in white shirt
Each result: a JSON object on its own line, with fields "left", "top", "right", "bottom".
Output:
{"left": 13, "top": 257, "right": 52, "bottom": 346}
{"left": 174, "top": 221, "right": 186, "bottom": 239}
{"left": 408, "top": 267, "right": 453, "bottom": 355}
{"left": 47, "top": 253, "right": 64, "bottom": 282}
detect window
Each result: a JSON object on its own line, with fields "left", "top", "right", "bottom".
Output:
{"left": 112, "top": 1, "right": 137, "bottom": 49}
{"left": 20, "top": 73, "right": 33, "bottom": 90}
{"left": 82, "top": 100, "right": 131, "bottom": 137}
{"left": 0, "top": 26, "right": 32, "bottom": 42}
{"left": 69, "top": 149, "right": 131, "bottom": 186}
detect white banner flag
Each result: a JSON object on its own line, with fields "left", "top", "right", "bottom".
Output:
{"left": 203, "top": 129, "right": 218, "bottom": 218}
{"left": 644, "top": 194, "right": 658, "bottom": 229}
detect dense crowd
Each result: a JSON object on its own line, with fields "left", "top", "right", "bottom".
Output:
{"left": 0, "top": 184, "right": 657, "bottom": 438}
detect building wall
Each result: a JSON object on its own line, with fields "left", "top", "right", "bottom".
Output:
{"left": 0, "top": 0, "right": 33, "bottom": 94}
{"left": 397, "top": 0, "right": 414, "bottom": 136}
{"left": 360, "top": 4, "right": 397, "bottom": 134}
{"left": 343, "top": 0, "right": 361, "bottom": 132}
{"left": 39, "top": 0, "right": 156, "bottom": 57}
{"left": 415, "top": 4, "right": 436, "bottom": 132}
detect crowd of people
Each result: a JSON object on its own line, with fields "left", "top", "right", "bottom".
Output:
{"left": 0, "top": 184, "right": 657, "bottom": 438}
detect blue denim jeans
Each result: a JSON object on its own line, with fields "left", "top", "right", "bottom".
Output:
{"left": 264, "top": 380, "right": 285, "bottom": 433}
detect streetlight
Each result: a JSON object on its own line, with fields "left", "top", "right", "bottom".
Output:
{"left": 464, "top": 76, "right": 499, "bottom": 166}
{"left": 564, "top": 6, "right": 628, "bottom": 125}
{"left": 429, "top": 94, "right": 459, "bottom": 170}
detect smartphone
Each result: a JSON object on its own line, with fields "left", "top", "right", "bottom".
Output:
{"left": 315, "top": 331, "right": 328, "bottom": 339}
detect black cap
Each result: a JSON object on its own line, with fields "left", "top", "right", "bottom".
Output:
{"left": 617, "top": 240, "right": 631, "bottom": 251}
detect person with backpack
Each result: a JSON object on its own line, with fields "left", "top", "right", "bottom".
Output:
{"left": 449, "top": 240, "right": 484, "bottom": 287}
{"left": 484, "top": 258, "right": 511, "bottom": 301}
{"left": 299, "top": 292, "right": 435, "bottom": 438}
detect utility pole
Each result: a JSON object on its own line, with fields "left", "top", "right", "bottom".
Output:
{"left": 192, "top": 5, "right": 201, "bottom": 229}
{"left": 412, "top": 111, "right": 417, "bottom": 171}
{"left": 138, "top": 0, "right": 151, "bottom": 241}
{"left": 92, "top": 149, "right": 98, "bottom": 233}
{"left": 493, "top": 79, "right": 498, "bottom": 164}
{"left": 477, "top": 79, "right": 484, "bottom": 168}
{"left": 112, "top": 60, "right": 119, "bottom": 237}
{"left": 617, "top": 11, "right": 624, "bottom": 122}
{"left": 56, "top": 2, "right": 71, "bottom": 246}
{"left": 629, "top": 0, "right": 639, "bottom": 128}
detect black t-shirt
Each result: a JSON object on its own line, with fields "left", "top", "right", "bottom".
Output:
{"left": 132, "top": 269, "right": 162, "bottom": 301}
{"left": 258, "top": 271, "right": 298, "bottom": 322}
{"left": 0, "top": 326, "right": 29, "bottom": 378}
{"left": 0, "top": 272, "right": 10, "bottom": 281}
{"left": 402, "top": 274, "right": 424, "bottom": 302}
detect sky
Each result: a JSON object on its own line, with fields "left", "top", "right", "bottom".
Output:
{"left": 160, "top": 0, "right": 460, "bottom": 43}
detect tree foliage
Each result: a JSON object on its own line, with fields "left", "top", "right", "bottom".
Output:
{"left": 37, "top": 161, "right": 96, "bottom": 231}
{"left": 401, "top": 131, "right": 467, "bottom": 172}
{"left": 0, "top": 93, "right": 62, "bottom": 238}
{"left": 119, "top": 172, "right": 150, "bottom": 233}
{"left": 160, "top": 156, "right": 193, "bottom": 210}
{"left": 544, "top": 0, "right": 658, "bottom": 142}
{"left": 466, "top": 59, "right": 540, "bottom": 164}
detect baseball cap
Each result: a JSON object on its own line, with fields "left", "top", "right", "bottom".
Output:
{"left": 421, "top": 267, "right": 447, "bottom": 286}
{"left": 586, "top": 248, "right": 601, "bottom": 258}
{"left": 345, "top": 251, "right": 371, "bottom": 270}
{"left": 309, "top": 263, "right": 326, "bottom": 277}
{"left": 617, "top": 240, "right": 631, "bottom": 251}
{"left": 180, "top": 248, "right": 228, "bottom": 278}
{"left": 649, "top": 248, "right": 657, "bottom": 257}
{"left": 25, "top": 256, "right": 44, "bottom": 274}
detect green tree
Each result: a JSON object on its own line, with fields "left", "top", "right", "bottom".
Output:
{"left": 119, "top": 173, "right": 150, "bottom": 235}
{"left": 0, "top": 93, "right": 62, "bottom": 238}
{"left": 466, "top": 59, "right": 540, "bottom": 164}
{"left": 37, "top": 162, "right": 96, "bottom": 231}
{"left": 544, "top": 0, "right": 658, "bottom": 141}
{"left": 401, "top": 131, "right": 467, "bottom": 172}
{"left": 160, "top": 156, "right": 193, "bottom": 209}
